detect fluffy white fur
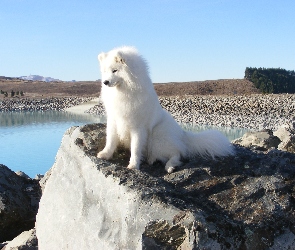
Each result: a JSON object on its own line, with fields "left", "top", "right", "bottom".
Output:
{"left": 97, "top": 46, "right": 234, "bottom": 173}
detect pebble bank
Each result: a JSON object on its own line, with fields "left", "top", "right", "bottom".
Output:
{"left": 87, "top": 94, "right": 295, "bottom": 131}
{"left": 1, "top": 95, "right": 294, "bottom": 131}
{"left": 0, "top": 97, "right": 93, "bottom": 112}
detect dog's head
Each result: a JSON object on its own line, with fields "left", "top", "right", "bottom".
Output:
{"left": 98, "top": 47, "right": 133, "bottom": 88}
{"left": 98, "top": 46, "right": 149, "bottom": 89}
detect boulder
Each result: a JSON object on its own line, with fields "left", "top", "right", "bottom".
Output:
{"left": 36, "top": 123, "right": 295, "bottom": 249}
{"left": 0, "top": 165, "right": 41, "bottom": 242}
{"left": 232, "top": 129, "right": 281, "bottom": 150}
{"left": 233, "top": 123, "right": 295, "bottom": 153}
{"left": 2, "top": 229, "right": 38, "bottom": 250}
{"left": 274, "top": 123, "right": 295, "bottom": 153}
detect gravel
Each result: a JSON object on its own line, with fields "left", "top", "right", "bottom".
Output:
{"left": 86, "top": 94, "right": 295, "bottom": 131}
{"left": 1, "top": 94, "right": 294, "bottom": 131}
{"left": 0, "top": 97, "right": 94, "bottom": 112}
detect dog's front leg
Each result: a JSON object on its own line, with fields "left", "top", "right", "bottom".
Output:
{"left": 127, "top": 129, "right": 147, "bottom": 170}
{"left": 97, "top": 121, "right": 119, "bottom": 160}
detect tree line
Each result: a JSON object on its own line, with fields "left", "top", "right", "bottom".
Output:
{"left": 0, "top": 90, "right": 24, "bottom": 97}
{"left": 245, "top": 67, "right": 295, "bottom": 94}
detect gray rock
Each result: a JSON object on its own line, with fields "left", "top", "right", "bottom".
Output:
{"left": 2, "top": 228, "right": 38, "bottom": 250}
{"left": 274, "top": 124, "right": 293, "bottom": 142}
{"left": 232, "top": 129, "right": 281, "bottom": 150}
{"left": 234, "top": 123, "right": 295, "bottom": 154}
{"left": 15, "top": 171, "right": 30, "bottom": 179}
{"left": 274, "top": 123, "right": 295, "bottom": 153}
{"left": 281, "top": 136, "right": 295, "bottom": 153}
{"left": 0, "top": 165, "right": 41, "bottom": 242}
{"left": 34, "top": 174, "right": 44, "bottom": 181}
{"left": 36, "top": 123, "right": 295, "bottom": 249}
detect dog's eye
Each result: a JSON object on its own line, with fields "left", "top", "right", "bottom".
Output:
{"left": 112, "top": 69, "right": 118, "bottom": 73}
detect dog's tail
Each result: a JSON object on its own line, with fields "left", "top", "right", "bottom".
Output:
{"left": 185, "top": 130, "right": 235, "bottom": 159}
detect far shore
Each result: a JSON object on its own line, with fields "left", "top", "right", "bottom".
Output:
{"left": 0, "top": 96, "right": 94, "bottom": 112}
{"left": 65, "top": 98, "right": 100, "bottom": 114}
{"left": 1, "top": 94, "right": 294, "bottom": 131}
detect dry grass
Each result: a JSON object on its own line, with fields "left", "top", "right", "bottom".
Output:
{"left": 154, "top": 79, "right": 260, "bottom": 96}
{"left": 0, "top": 78, "right": 260, "bottom": 99}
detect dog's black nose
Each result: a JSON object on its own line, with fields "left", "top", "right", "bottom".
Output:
{"left": 103, "top": 80, "right": 110, "bottom": 85}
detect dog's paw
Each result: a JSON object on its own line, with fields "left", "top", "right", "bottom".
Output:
{"left": 166, "top": 166, "right": 176, "bottom": 174}
{"left": 127, "top": 163, "right": 139, "bottom": 170}
{"left": 97, "top": 151, "right": 112, "bottom": 160}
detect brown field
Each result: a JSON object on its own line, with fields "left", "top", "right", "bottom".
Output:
{"left": 154, "top": 79, "right": 260, "bottom": 96}
{"left": 0, "top": 78, "right": 260, "bottom": 99}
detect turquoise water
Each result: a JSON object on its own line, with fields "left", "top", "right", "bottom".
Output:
{"left": 0, "top": 111, "right": 249, "bottom": 178}
{"left": 0, "top": 111, "right": 104, "bottom": 178}
{"left": 181, "top": 123, "right": 250, "bottom": 142}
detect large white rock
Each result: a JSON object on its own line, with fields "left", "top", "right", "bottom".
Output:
{"left": 35, "top": 124, "right": 200, "bottom": 249}
{"left": 36, "top": 123, "right": 295, "bottom": 249}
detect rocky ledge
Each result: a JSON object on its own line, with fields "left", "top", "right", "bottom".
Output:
{"left": 87, "top": 94, "right": 295, "bottom": 131}
{"left": 35, "top": 123, "right": 295, "bottom": 249}
{"left": 0, "top": 165, "right": 41, "bottom": 244}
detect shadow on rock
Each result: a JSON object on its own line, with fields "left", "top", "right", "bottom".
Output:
{"left": 37, "top": 123, "right": 295, "bottom": 249}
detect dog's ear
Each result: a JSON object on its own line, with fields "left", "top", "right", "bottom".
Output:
{"left": 98, "top": 52, "right": 105, "bottom": 63}
{"left": 114, "top": 51, "right": 125, "bottom": 64}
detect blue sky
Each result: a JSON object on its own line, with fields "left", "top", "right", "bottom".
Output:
{"left": 1, "top": 0, "right": 294, "bottom": 82}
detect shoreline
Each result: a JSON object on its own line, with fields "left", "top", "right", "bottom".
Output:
{"left": 87, "top": 94, "right": 295, "bottom": 131}
{"left": 1, "top": 94, "right": 295, "bottom": 131}
{"left": 0, "top": 97, "right": 94, "bottom": 112}
{"left": 65, "top": 98, "right": 100, "bottom": 114}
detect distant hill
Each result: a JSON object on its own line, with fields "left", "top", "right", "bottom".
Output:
{"left": 154, "top": 79, "right": 261, "bottom": 96}
{"left": 0, "top": 78, "right": 100, "bottom": 98}
{"left": 19, "top": 75, "right": 61, "bottom": 82}
{"left": 0, "top": 78, "right": 260, "bottom": 99}
{"left": 0, "top": 76, "right": 17, "bottom": 80}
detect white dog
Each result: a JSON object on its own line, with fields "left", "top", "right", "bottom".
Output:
{"left": 97, "top": 46, "right": 234, "bottom": 173}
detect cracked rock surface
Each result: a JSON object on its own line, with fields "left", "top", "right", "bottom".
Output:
{"left": 36, "top": 123, "right": 295, "bottom": 249}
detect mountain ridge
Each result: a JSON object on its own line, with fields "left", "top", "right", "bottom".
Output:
{"left": 18, "top": 75, "right": 61, "bottom": 82}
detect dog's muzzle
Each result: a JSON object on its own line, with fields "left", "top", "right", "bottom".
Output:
{"left": 103, "top": 80, "right": 110, "bottom": 86}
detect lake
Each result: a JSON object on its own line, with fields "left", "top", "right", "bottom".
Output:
{"left": 0, "top": 111, "right": 249, "bottom": 178}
